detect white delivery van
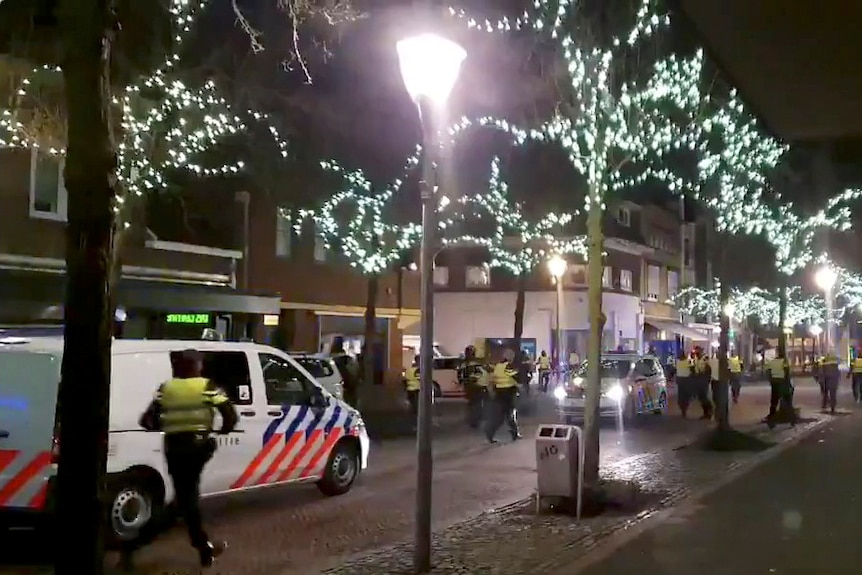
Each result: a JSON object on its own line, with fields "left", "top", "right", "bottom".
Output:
{"left": 0, "top": 338, "right": 370, "bottom": 545}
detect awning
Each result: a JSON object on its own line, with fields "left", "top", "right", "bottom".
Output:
{"left": 645, "top": 319, "right": 711, "bottom": 341}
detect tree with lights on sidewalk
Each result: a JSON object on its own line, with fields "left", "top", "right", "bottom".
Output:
{"left": 448, "top": 0, "right": 706, "bottom": 485}
{"left": 0, "top": 2, "right": 289, "bottom": 571}
{"left": 441, "top": 155, "right": 587, "bottom": 366}
{"left": 299, "top": 151, "right": 422, "bottom": 394}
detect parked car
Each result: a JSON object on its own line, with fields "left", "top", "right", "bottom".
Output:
{"left": 553, "top": 353, "right": 668, "bottom": 423}
{"left": 290, "top": 353, "right": 343, "bottom": 399}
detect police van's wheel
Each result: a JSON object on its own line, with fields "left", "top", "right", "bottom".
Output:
{"left": 104, "top": 471, "right": 163, "bottom": 549}
{"left": 317, "top": 441, "right": 359, "bottom": 497}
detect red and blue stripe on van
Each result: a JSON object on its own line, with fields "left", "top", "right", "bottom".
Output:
{"left": 230, "top": 404, "right": 353, "bottom": 489}
{"left": 0, "top": 449, "right": 52, "bottom": 509}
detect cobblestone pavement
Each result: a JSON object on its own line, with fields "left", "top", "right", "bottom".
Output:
{"left": 0, "top": 379, "right": 839, "bottom": 575}
{"left": 574, "top": 408, "right": 862, "bottom": 575}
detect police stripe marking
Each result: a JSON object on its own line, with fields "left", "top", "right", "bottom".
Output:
{"left": 0, "top": 452, "right": 51, "bottom": 507}
{"left": 230, "top": 431, "right": 282, "bottom": 489}
{"left": 299, "top": 428, "right": 344, "bottom": 478}
{"left": 0, "top": 450, "right": 17, "bottom": 475}
{"left": 254, "top": 432, "right": 303, "bottom": 486}
{"left": 277, "top": 429, "right": 322, "bottom": 482}
{"left": 28, "top": 483, "right": 48, "bottom": 509}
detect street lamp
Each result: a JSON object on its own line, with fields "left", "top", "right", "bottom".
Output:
{"left": 815, "top": 265, "right": 838, "bottom": 353}
{"left": 397, "top": 32, "right": 465, "bottom": 575}
{"left": 809, "top": 324, "right": 823, "bottom": 361}
{"left": 547, "top": 255, "right": 568, "bottom": 374}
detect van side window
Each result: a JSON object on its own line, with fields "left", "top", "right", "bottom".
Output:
{"left": 634, "top": 359, "right": 658, "bottom": 377}
{"left": 259, "top": 353, "right": 313, "bottom": 406}
{"left": 170, "top": 350, "right": 254, "bottom": 405}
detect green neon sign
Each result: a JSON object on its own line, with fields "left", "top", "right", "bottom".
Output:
{"left": 166, "top": 313, "right": 210, "bottom": 324}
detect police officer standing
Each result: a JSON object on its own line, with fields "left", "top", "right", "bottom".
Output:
{"left": 332, "top": 338, "right": 361, "bottom": 409}
{"left": 849, "top": 354, "right": 862, "bottom": 404}
{"left": 821, "top": 353, "right": 840, "bottom": 414}
{"left": 693, "top": 349, "right": 714, "bottom": 419}
{"left": 537, "top": 350, "right": 551, "bottom": 392}
{"left": 675, "top": 351, "right": 692, "bottom": 418}
{"left": 134, "top": 349, "right": 238, "bottom": 569}
{"left": 766, "top": 353, "right": 797, "bottom": 426}
{"left": 486, "top": 349, "right": 522, "bottom": 443}
{"left": 458, "top": 346, "right": 486, "bottom": 429}
{"left": 404, "top": 355, "right": 421, "bottom": 424}
{"left": 728, "top": 354, "right": 743, "bottom": 403}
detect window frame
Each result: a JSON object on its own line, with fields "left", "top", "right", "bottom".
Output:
{"left": 465, "top": 264, "right": 491, "bottom": 289}
{"left": 619, "top": 269, "right": 633, "bottom": 292}
{"left": 174, "top": 350, "right": 255, "bottom": 406}
{"left": 602, "top": 266, "right": 613, "bottom": 288}
{"left": 258, "top": 352, "right": 317, "bottom": 406}
{"left": 616, "top": 207, "right": 631, "bottom": 227}
{"left": 646, "top": 265, "right": 661, "bottom": 301}
{"left": 275, "top": 211, "right": 292, "bottom": 258}
{"left": 433, "top": 265, "right": 449, "bottom": 287}
{"left": 29, "top": 148, "right": 67, "bottom": 222}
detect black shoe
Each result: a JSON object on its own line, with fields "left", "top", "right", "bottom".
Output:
{"left": 199, "top": 541, "right": 227, "bottom": 568}
{"left": 511, "top": 433, "right": 523, "bottom": 441}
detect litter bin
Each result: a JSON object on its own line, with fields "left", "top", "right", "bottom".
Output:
{"left": 535, "top": 424, "right": 583, "bottom": 517}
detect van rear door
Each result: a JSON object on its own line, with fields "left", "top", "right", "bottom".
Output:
{"left": 0, "top": 351, "right": 60, "bottom": 509}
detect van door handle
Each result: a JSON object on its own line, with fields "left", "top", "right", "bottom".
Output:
{"left": 267, "top": 410, "right": 282, "bottom": 417}
{"left": 0, "top": 430, "right": 8, "bottom": 439}
{"left": 240, "top": 410, "right": 256, "bottom": 417}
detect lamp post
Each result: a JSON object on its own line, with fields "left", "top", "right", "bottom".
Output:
{"left": 397, "top": 33, "right": 466, "bottom": 575}
{"left": 547, "top": 255, "right": 568, "bottom": 376}
{"left": 809, "top": 324, "right": 823, "bottom": 362}
{"left": 815, "top": 265, "right": 838, "bottom": 354}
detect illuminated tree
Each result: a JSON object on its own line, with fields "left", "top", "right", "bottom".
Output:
{"left": 299, "top": 151, "right": 421, "bottom": 387}
{"left": 448, "top": 0, "right": 702, "bottom": 483}
{"left": 441, "top": 156, "right": 587, "bottom": 360}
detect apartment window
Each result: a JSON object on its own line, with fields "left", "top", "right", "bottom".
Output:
{"left": 620, "top": 269, "right": 633, "bottom": 291}
{"left": 29, "top": 148, "right": 67, "bottom": 220}
{"left": 616, "top": 207, "right": 630, "bottom": 227}
{"left": 466, "top": 265, "right": 490, "bottom": 288}
{"left": 313, "top": 236, "right": 327, "bottom": 262}
{"left": 275, "top": 211, "right": 292, "bottom": 258}
{"left": 647, "top": 265, "right": 661, "bottom": 301}
{"left": 433, "top": 266, "right": 449, "bottom": 287}
{"left": 564, "top": 264, "right": 587, "bottom": 287}
{"left": 667, "top": 270, "right": 679, "bottom": 299}
{"left": 602, "top": 266, "right": 612, "bottom": 288}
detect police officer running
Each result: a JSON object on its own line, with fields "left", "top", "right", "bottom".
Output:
{"left": 486, "top": 349, "right": 522, "bottom": 444}
{"left": 675, "top": 351, "right": 692, "bottom": 418}
{"left": 692, "top": 349, "right": 714, "bottom": 419}
{"left": 134, "top": 349, "right": 238, "bottom": 569}
{"left": 404, "top": 355, "right": 421, "bottom": 425}
{"left": 728, "top": 354, "right": 743, "bottom": 403}
{"left": 458, "top": 346, "right": 487, "bottom": 429}
{"left": 537, "top": 350, "right": 551, "bottom": 392}
{"left": 849, "top": 354, "right": 862, "bottom": 404}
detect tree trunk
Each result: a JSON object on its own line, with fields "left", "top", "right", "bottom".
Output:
{"left": 582, "top": 194, "right": 605, "bottom": 486}
{"left": 778, "top": 280, "right": 788, "bottom": 362}
{"left": 54, "top": 2, "right": 118, "bottom": 574}
{"left": 364, "top": 274, "right": 378, "bottom": 387}
{"left": 513, "top": 272, "right": 526, "bottom": 357}
{"left": 716, "top": 263, "right": 731, "bottom": 431}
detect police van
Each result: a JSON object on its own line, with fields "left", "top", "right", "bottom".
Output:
{"left": 0, "top": 338, "right": 370, "bottom": 545}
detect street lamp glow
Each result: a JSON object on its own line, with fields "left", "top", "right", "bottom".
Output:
{"left": 815, "top": 265, "right": 838, "bottom": 291}
{"left": 809, "top": 324, "right": 823, "bottom": 337}
{"left": 723, "top": 302, "right": 736, "bottom": 318}
{"left": 547, "top": 255, "right": 568, "bottom": 279}
{"left": 397, "top": 34, "right": 467, "bottom": 104}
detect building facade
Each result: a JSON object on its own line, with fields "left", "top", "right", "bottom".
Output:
{"left": 433, "top": 200, "right": 709, "bottom": 361}
{"left": 0, "top": 147, "right": 280, "bottom": 339}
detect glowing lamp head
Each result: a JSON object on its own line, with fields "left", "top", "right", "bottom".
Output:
{"left": 547, "top": 255, "right": 568, "bottom": 279}
{"left": 815, "top": 266, "right": 838, "bottom": 291}
{"left": 722, "top": 302, "right": 736, "bottom": 318}
{"left": 809, "top": 324, "right": 823, "bottom": 337}
{"left": 397, "top": 34, "right": 466, "bottom": 104}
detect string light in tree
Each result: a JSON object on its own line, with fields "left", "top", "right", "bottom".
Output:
{"left": 439, "top": 156, "right": 586, "bottom": 273}
{"left": 675, "top": 284, "right": 825, "bottom": 327}
{"left": 0, "top": 0, "right": 290, "bottom": 225}
{"left": 296, "top": 148, "right": 423, "bottom": 275}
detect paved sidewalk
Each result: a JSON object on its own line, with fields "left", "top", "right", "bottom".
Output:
{"left": 572, "top": 411, "right": 862, "bottom": 575}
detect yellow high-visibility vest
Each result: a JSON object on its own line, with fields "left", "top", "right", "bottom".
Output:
{"left": 709, "top": 357, "right": 719, "bottom": 380}
{"left": 767, "top": 358, "right": 787, "bottom": 380}
{"left": 729, "top": 357, "right": 742, "bottom": 374}
{"left": 538, "top": 356, "right": 551, "bottom": 370}
{"left": 675, "top": 360, "right": 691, "bottom": 378}
{"left": 492, "top": 362, "right": 518, "bottom": 389}
{"left": 158, "top": 377, "right": 228, "bottom": 434}
{"left": 405, "top": 367, "right": 420, "bottom": 391}
{"left": 852, "top": 358, "right": 862, "bottom": 374}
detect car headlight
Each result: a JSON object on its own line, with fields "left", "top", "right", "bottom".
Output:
{"left": 553, "top": 386, "right": 567, "bottom": 401}
{"left": 572, "top": 376, "right": 584, "bottom": 386}
{"left": 605, "top": 385, "right": 625, "bottom": 402}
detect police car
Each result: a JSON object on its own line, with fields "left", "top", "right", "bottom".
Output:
{"left": 553, "top": 353, "right": 669, "bottom": 423}
{"left": 0, "top": 338, "right": 369, "bottom": 546}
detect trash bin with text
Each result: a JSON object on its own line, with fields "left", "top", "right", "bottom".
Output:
{"left": 535, "top": 424, "right": 584, "bottom": 516}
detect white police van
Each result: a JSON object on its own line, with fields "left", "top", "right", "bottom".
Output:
{"left": 0, "top": 338, "right": 370, "bottom": 545}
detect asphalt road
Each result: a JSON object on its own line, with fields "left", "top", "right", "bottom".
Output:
{"left": 0, "top": 378, "right": 845, "bottom": 575}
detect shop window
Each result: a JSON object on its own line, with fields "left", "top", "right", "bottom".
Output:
{"left": 433, "top": 266, "right": 449, "bottom": 287}
{"left": 29, "top": 148, "right": 67, "bottom": 221}
{"left": 466, "top": 264, "right": 490, "bottom": 288}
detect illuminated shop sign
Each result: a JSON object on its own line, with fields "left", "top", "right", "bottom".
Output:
{"left": 166, "top": 313, "right": 211, "bottom": 324}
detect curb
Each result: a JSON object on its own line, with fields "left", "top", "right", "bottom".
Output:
{"left": 556, "top": 413, "right": 834, "bottom": 575}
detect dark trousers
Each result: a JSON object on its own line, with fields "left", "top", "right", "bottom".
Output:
{"left": 677, "top": 376, "right": 691, "bottom": 416}
{"left": 486, "top": 387, "right": 519, "bottom": 439}
{"left": 822, "top": 378, "right": 838, "bottom": 412}
{"left": 695, "top": 375, "right": 713, "bottom": 417}
{"left": 165, "top": 433, "right": 215, "bottom": 550}
{"left": 465, "top": 385, "right": 485, "bottom": 428}
{"left": 730, "top": 374, "right": 741, "bottom": 401}
{"left": 343, "top": 385, "right": 359, "bottom": 410}
{"left": 406, "top": 389, "right": 419, "bottom": 420}
{"left": 539, "top": 369, "right": 550, "bottom": 392}
{"left": 852, "top": 374, "right": 862, "bottom": 402}
{"left": 768, "top": 377, "right": 799, "bottom": 422}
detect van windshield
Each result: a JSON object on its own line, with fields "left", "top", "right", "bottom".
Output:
{"left": 574, "top": 359, "right": 633, "bottom": 379}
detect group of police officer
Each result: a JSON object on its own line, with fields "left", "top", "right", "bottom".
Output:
{"left": 674, "top": 348, "right": 744, "bottom": 420}
{"left": 405, "top": 345, "right": 524, "bottom": 443}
